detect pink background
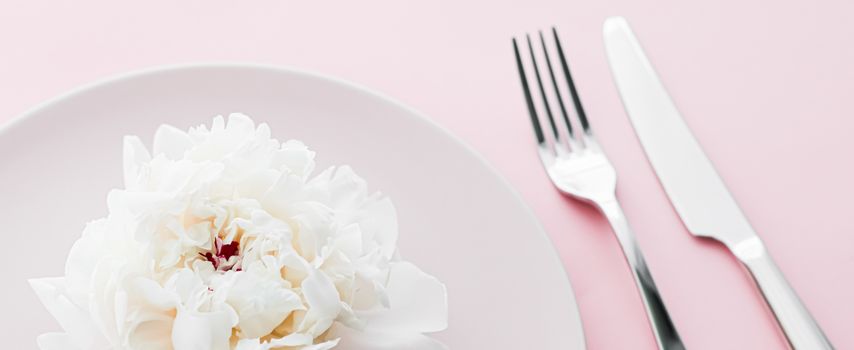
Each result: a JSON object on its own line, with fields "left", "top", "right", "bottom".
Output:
{"left": 1, "top": 1, "right": 852, "bottom": 349}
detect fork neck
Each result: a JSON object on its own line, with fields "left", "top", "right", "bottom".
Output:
{"left": 590, "top": 194, "right": 619, "bottom": 211}
{"left": 595, "top": 197, "right": 623, "bottom": 224}
{"left": 594, "top": 196, "right": 631, "bottom": 232}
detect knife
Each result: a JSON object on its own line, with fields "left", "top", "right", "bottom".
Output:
{"left": 602, "top": 16, "right": 832, "bottom": 349}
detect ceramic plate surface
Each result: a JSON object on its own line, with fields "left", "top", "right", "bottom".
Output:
{"left": 0, "top": 64, "right": 585, "bottom": 348}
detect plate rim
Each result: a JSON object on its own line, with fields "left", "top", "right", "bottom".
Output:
{"left": 1, "top": 62, "right": 586, "bottom": 347}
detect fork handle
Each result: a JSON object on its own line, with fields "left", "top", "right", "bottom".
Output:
{"left": 599, "top": 199, "right": 685, "bottom": 350}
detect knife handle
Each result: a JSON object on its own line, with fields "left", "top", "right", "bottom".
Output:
{"left": 599, "top": 200, "right": 685, "bottom": 350}
{"left": 735, "top": 238, "right": 833, "bottom": 349}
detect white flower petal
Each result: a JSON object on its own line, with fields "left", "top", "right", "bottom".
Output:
{"left": 153, "top": 124, "right": 193, "bottom": 160}
{"left": 300, "top": 270, "right": 341, "bottom": 336}
{"left": 29, "top": 278, "right": 107, "bottom": 349}
{"left": 331, "top": 224, "right": 363, "bottom": 259}
{"left": 210, "top": 115, "right": 225, "bottom": 132}
{"left": 122, "top": 276, "right": 179, "bottom": 349}
{"left": 234, "top": 333, "right": 328, "bottom": 350}
{"left": 36, "top": 332, "right": 84, "bottom": 350}
{"left": 330, "top": 324, "right": 447, "bottom": 350}
{"left": 226, "top": 113, "right": 257, "bottom": 135}
{"left": 365, "top": 262, "right": 448, "bottom": 333}
{"left": 301, "top": 338, "right": 341, "bottom": 350}
{"left": 122, "top": 135, "right": 151, "bottom": 190}
{"left": 128, "top": 277, "right": 175, "bottom": 309}
{"left": 226, "top": 267, "right": 304, "bottom": 339}
{"left": 88, "top": 257, "right": 125, "bottom": 345}
{"left": 125, "top": 318, "right": 173, "bottom": 350}
{"left": 276, "top": 140, "right": 316, "bottom": 179}
{"left": 235, "top": 169, "right": 280, "bottom": 200}
{"left": 357, "top": 199, "right": 398, "bottom": 259}
{"left": 172, "top": 307, "right": 238, "bottom": 350}
{"left": 63, "top": 218, "right": 108, "bottom": 304}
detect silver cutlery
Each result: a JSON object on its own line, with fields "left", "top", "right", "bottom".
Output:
{"left": 512, "top": 29, "right": 685, "bottom": 350}
{"left": 603, "top": 16, "right": 832, "bottom": 349}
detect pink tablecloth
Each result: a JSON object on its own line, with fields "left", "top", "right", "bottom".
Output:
{"left": 2, "top": 1, "right": 852, "bottom": 349}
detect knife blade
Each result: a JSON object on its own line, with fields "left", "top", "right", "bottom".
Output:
{"left": 603, "top": 16, "right": 832, "bottom": 349}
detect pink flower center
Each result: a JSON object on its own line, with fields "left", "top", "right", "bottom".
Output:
{"left": 200, "top": 237, "right": 242, "bottom": 271}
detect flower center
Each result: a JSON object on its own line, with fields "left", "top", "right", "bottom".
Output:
{"left": 200, "top": 237, "right": 242, "bottom": 271}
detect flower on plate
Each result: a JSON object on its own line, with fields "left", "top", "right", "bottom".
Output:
{"left": 30, "top": 114, "right": 447, "bottom": 350}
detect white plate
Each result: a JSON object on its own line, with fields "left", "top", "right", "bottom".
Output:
{"left": 0, "top": 64, "right": 585, "bottom": 348}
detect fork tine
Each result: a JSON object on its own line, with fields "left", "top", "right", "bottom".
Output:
{"left": 525, "top": 34, "right": 561, "bottom": 144}
{"left": 512, "top": 38, "right": 545, "bottom": 145}
{"left": 538, "top": 30, "right": 575, "bottom": 141}
{"left": 552, "top": 27, "right": 591, "bottom": 133}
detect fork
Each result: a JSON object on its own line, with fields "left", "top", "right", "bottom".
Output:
{"left": 513, "top": 28, "right": 685, "bottom": 350}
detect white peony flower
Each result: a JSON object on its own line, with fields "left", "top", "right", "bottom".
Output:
{"left": 30, "top": 113, "right": 448, "bottom": 350}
